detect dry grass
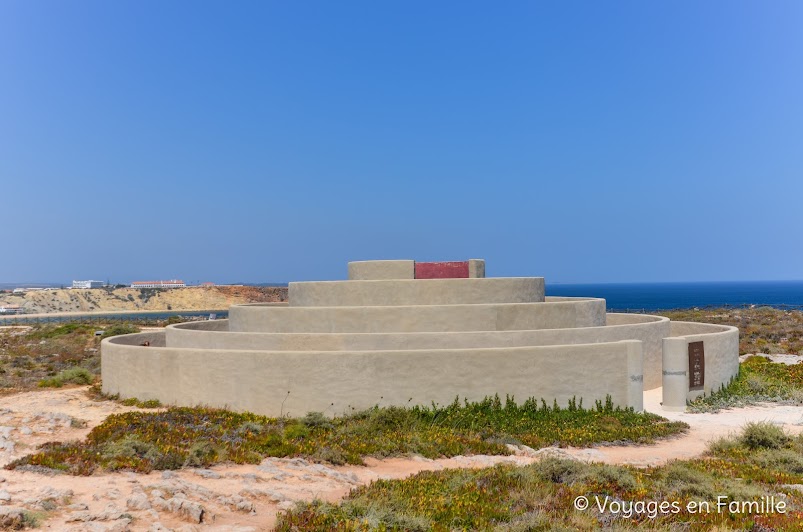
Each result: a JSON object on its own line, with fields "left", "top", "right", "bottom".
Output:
{"left": 659, "top": 307, "right": 803, "bottom": 356}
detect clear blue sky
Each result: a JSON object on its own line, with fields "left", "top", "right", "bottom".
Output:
{"left": 1, "top": 1, "right": 801, "bottom": 284}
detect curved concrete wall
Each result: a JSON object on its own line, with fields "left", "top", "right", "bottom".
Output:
{"left": 289, "top": 278, "right": 545, "bottom": 307}
{"left": 167, "top": 313, "right": 668, "bottom": 389}
{"left": 99, "top": 257, "right": 743, "bottom": 415}
{"left": 102, "top": 333, "right": 644, "bottom": 416}
{"left": 662, "top": 321, "right": 740, "bottom": 410}
{"left": 228, "top": 298, "right": 607, "bottom": 334}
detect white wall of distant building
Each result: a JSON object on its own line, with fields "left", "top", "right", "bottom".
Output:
{"left": 72, "top": 280, "right": 105, "bottom": 289}
{"left": 130, "top": 280, "right": 186, "bottom": 289}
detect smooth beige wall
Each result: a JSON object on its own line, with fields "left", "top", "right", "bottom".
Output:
{"left": 348, "top": 260, "right": 414, "bottom": 280}
{"left": 289, "top": 278, "right": 545, "bottom": 307}
{"left": 102, "top": 334, "right": 644, "bottom": 416}
{"left": 662, "top": 322, "right": 739, "bottom": 410}
{"left": 228, "top": 299, "right": 607, "bottom": 334}
{"left": 167, "top": 313, "right": 668, "bottom": 389}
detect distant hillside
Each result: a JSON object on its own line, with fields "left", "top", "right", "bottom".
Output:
{"left": 0, "top": 285, "right": 287, "bottom": 314}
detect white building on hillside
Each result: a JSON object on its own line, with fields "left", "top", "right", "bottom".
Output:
{"left": 131, "top": 280, "right": 186, "bottom": 289}
{"left": 72, "top": 280, "right": 105, "bottom": 289}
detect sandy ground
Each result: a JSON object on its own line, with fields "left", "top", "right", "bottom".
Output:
{"left": 1, "top": 383, "right": 803, "bottom": 531}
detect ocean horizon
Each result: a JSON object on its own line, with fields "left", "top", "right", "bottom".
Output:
{"left": 5, "top": 280, "right": 803, "bottom": 314}
{"left": 546, "top": 280, "right": 803, "bottom": 311}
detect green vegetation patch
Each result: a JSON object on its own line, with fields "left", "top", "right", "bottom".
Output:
{"left": 119, "top": 397, "right": 162, "bottom": 408}
{"left": 99, "top": 324, "right": 140, "bottom": 339}
{"left": 0, "top": 321, "right": 142, "bottom": 390}
{"left": 689, "top": 356, "right": 803, "bottom": 412}
{"left": 276, "top": 423, "right": 803, "bottom": 531}
{"left": 38, "top": 367, "right": 95, "bottom": 388}
{"left": 27, "top": 322, "right": 95, "bottom": 340}
{"left": 6, "top": 395, "right": 686, "bottom": 475}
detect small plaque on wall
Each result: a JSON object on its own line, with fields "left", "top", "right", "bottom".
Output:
{"left": 688, "top": 341, "right": 705, "bottom": 391}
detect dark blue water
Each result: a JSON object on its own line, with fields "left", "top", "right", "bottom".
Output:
{"left": 547, "top": 281, "right": 803, "bottom": 311}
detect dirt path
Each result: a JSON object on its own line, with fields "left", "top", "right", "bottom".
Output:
{"left": 1, "top": 386, "right": 802, "bottom": 531}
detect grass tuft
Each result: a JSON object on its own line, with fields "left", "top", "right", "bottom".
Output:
{"left": 99, "top": 324, "right": 140, "bottom": 339}
{"left": 38, "top": 367, "right": 95, "bottom": 388}
{"left": 740, "top": 421, "right": 791, "bottom": 450}
{"left": 689, "top": 356, "right": 803, "bottom": 412}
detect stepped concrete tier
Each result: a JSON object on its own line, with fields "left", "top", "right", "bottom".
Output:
{"left": 102, "top": 259, "right": 739, "bottom": 416}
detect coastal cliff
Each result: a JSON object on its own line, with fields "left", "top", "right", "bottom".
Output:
{"left": 0, "top": 285, "right": 287, "bottom": 314}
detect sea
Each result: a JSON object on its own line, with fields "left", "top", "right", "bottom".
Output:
{"left": 547, "top": 280, "right": 803, "bottom": 311}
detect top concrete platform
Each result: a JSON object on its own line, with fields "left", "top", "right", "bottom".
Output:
{"left": 348, "top": 259, "right": 485, "bottom": 280}
{"left": 289, "top": 277, "right": 545, "bottom": 307}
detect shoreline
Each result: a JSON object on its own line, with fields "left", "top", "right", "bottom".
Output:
{"left": 0, "top": 308, "right": 230, "bottom": 323}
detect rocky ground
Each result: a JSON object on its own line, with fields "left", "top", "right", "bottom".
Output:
{"left": 1, "top": 383, "right": 803, "bottom": 530}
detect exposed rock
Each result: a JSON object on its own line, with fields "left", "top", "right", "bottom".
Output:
{"left": 308, "top": 463, "right": 359, "bottom": 484}
{"left": 174, "top": 526, "right": 200, "bottom": 532}
{"left": 217, "top": 494, "right": 255, "bottom": 513}
{"left": 67, "top": 503, "right": 90, "bottom": 511}
{"left": 530, "top": 446, "right": 582, "bottom": 461}
{"left": 66, "top": 503, "right": 128, "bottom": 522}
{"left": 0, "top": 506, "right": 26, "bottom": 529}
{"left": 126, "top": 491, "right": 151, "bottom": 511}
{"left": 277, "top": 500, "right": 296, "bottom": 511}
{"left": 75, "top": 519, "right": 132, "bottom": 532}
{"left": 280, "top": 458, "right": 310, "bottom": 470}
{"left": 239, "top": 487, "right": 286, "bottom": 502}
{"left": 152, "top": 496, "right": 205, "bottom": 523}
{"left": 192, "top": 469, "right": 221, "bottom": 479}
{"left": 99, "top": 487, "right": 122, "bottom": 500}
{"left": 254, "top": 465, "right": 289, "bottom": 481}
{"left": 38, "top": 486, "right": 74, "bottom": 503}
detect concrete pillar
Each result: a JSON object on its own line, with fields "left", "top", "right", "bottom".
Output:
{"left": 468, "top": 259, "right": 486, "bottom": 278}
{"left": 662, "top": 337, "right": 689, "bottom": 411}
{"left": 626, "top": 340, "right": 644, "bottom": 412}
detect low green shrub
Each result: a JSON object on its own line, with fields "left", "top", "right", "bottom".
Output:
{"left": 38, "top": 367, "right": 95, "bottom": 388}
{"left": 119, "top": 397, "right": 162, "bottom": 408}
{"left": 99, "top": 324, "right": 140, "bottom": 339}
{"left": 28, "top": 323, "right": 94, "bottom": 340}
{"left": 740, "top": 421, "right": 790, "bottom": 450}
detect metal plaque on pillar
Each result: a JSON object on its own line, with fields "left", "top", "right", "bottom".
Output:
{"left": 688, "top": 341, "right": 705, "bottom": 391}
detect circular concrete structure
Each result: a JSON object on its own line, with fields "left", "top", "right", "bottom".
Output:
{"left": 102, "top": 260, "right": 739, "bottom": 416}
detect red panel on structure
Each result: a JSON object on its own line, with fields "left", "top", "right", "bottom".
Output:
{"left": 415, "top": 261, "right": 469, "bottom": 279}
